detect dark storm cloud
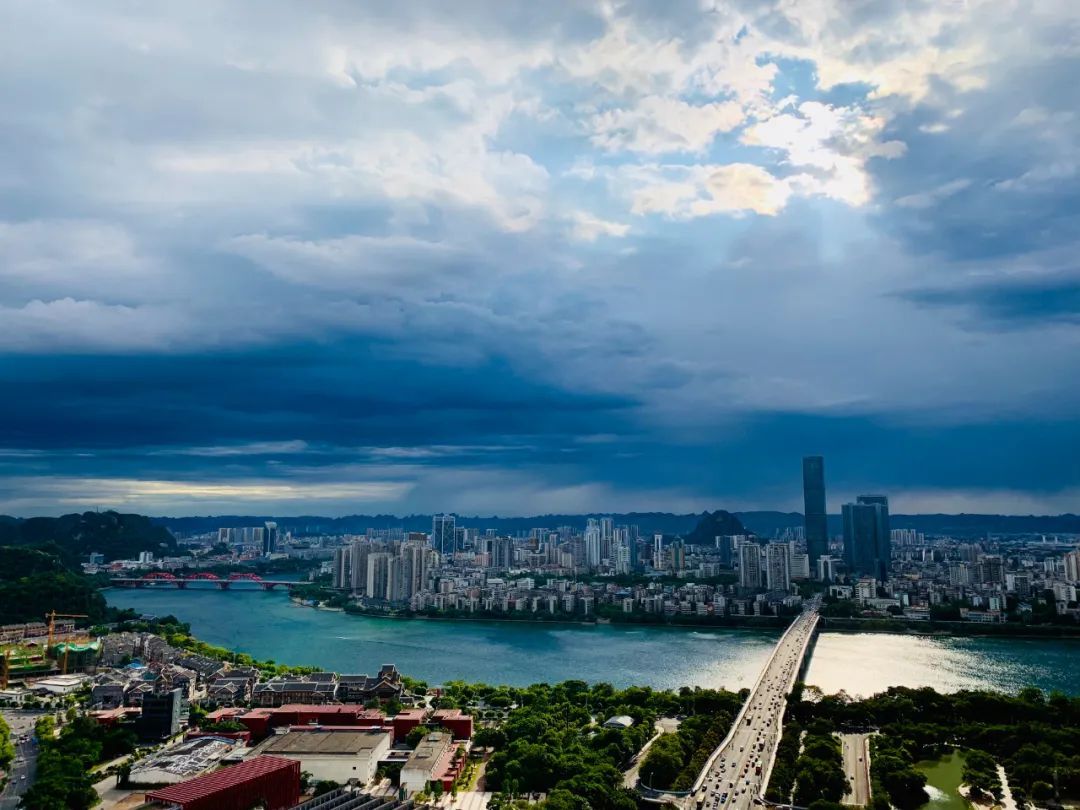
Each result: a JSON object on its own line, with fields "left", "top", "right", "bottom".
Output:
{"left": 1, "top": 0, "right": 1079, "bottom": 514}
{"left": 0, "top": 343, "right": 636, "bottom": 452}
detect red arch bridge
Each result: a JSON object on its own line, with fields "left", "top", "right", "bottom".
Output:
{"left": 109, "top": 572, "right": 298, "bottom": 590}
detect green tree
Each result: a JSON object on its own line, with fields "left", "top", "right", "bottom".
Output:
{"left": 638, "top": 735, "right": 684, "bottom": 789}
{"left": 407, "top": 725, "right": 434, "bottom": 748}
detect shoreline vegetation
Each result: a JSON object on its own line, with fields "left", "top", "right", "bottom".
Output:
{"left": 290, "top": 595, "right": 794, "bottom": 631}
{"left": 283, "top": 592, "right": 1080, "bottom": 639}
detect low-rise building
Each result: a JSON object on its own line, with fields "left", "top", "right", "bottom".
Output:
{"left": 129, "top": 735, "right": 242, "bottom": 785}
{"left": 431, "top": 708, "right": 474, "bottom": 740}
{"left": 144, "top": 755, "right": 300, "bottom": 810}
{"left": 335, "top": 664, "right": 403, "bottom": 703}
{"left": 401, "top": 731, "right": 460, "bottom": 796}
{"left": 252, "top": 677, "right": 338, "bottom": 707}
{"left": 247, "top": 728, "right": 391, "bottom": 785}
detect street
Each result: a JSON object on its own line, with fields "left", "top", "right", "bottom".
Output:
{"left": 690, "top": 599, "right": 820, "bottom": 810}
{"left": 840, "top": 733, "right": 870, "bottom": 806}
{"left": 1, "top": 711, "right": 43, "bottom": 810}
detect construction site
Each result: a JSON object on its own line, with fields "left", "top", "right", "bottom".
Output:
{"left": 0, "top": 611, "right": 100, "bottom": 694}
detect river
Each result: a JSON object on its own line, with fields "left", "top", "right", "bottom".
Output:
{"left": 105, "top": 588, "right": 1080, "bottom": 695}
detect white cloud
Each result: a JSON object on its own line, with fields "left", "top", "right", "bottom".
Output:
{"left": 994, "top": 162, "right": 1078, "bottom": 191}
{"left": 0, "top": 476, "right": 413, "bottom": 515}
{"left": 742, "top": 102, "right": 906, "bottom": 206}
{"left": 0, "top": 299, "right": 193, "bottom": 352}
{"left": 567, "top": 211, "right": 630, "bottom": 242}
{"left": 895, "top": 178, "right": 972, "bottom": 208}
{"left": 589, "top": 96, "right": 744, "bottom": 154}
{"left": 585, "top": 162, "right": 792, "bottom": 219}
{"left": 0, "top": 220, "right": 159, "bottom": 298}
{"left": 225, "top": 232, "right": 469, "bottom": 295}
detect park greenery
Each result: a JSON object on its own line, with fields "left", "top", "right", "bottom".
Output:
{"left": 764, "top": 693, "right": 850, "bottom": 805}
{"left": 638, "top": 700, "right": 744, "bottom": 791}
{"left": 19, "top": 714, "right": 136, "bottom": 810}
{"left": 768, "top": 683, "right": 1080, "bottom": 808}
{"left": 465, "top": 680, "right": 743, "bottom": 810}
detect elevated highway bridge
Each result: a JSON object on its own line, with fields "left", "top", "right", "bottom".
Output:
{"left": 639, "top": 598, "right": 821, "bottom": 810}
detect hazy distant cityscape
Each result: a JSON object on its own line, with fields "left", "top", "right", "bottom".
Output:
{"left": 93, "top": 458, "right": 1080, "bottom": 634}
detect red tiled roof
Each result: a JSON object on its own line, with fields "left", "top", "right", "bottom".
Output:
{"left": 145, "top": 756, "right": 295, "bottom": 803}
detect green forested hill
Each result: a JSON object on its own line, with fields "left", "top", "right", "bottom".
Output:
{"left": 0, "top": 546, "right": 107, "bottom": 624}
{"left": 0, "top": 510, "right": 176, "bottom": 564}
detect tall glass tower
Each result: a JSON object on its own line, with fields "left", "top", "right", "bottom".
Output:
{"left": 802, "top": 456, "right": 828, "bottom": 571}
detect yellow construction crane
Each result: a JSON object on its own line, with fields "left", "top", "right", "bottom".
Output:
{"left": 45, "top": 610, "right": 88, "bottom": 650}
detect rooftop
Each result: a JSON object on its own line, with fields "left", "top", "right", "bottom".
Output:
{"left": 145, "top": 756, "right": 297, "bottom": 804}
{"left": 407, "top": 732, "right": 450, "bottom": 768}
{"left": 259, "top": 729, "right": 390, "bottom": 755}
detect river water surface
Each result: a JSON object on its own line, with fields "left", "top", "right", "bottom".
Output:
{"left": 105, "top": 587, "right": 1080, "bottom": 695}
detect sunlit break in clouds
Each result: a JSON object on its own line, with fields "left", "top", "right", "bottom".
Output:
{"left": 2, "top": 0, "right": 1079, "bottom": 516}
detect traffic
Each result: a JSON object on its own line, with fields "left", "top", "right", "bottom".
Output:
{"left": 694, "top": 600, "right": 820, "bottom": 810}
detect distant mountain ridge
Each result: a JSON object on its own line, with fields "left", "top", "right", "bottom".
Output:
{"left": 0, "top": 510, "right": 177, "bottom": 563}
{"left": 153, "top": 510, "right": 1080, "bottom": 538}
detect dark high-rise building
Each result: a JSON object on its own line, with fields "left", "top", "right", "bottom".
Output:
{"left": 432, "top": 514, "right": 456, "bottom": 556}
{"left": 138, "top": 688, "right": 185, "bottom": 740}
{"left": 842, "top": 495, "right": 891, "bottom": 580}
{"left": 802, "top": 456, "right": 828, "bottom": 571}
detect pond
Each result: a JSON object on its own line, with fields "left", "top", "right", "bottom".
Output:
{"left": 916, "top": 750, "right": 970, "bottom": 810}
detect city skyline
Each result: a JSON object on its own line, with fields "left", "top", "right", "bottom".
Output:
{"left": 2, "top": 2, "right": 1079, "bottom": 517}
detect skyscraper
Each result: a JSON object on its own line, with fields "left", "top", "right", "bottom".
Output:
{"left": 739, "top": 540, "right": 763, "bottom": 589}
{"left": 491, "top": 536, "right": 514, "bottom": 570}
{"left": 765, "top": 542, "right": 792, "bottom": 591}
{"left": 366, "top": 552, "right": 391, "bottom": 600}
{"left": 599, "top": 517, "right": 614, "bottom": 560}
{"left": 332, "top": 545, "right": 351, "bottom": 590}
{"left": 262, "top": 521, "right": 278, "bottom": 556}
{"left": 802, "top": 456, "right": 828, "bottom": 572}
{"left": 432, "top": 514, "right": 456, "bottom": 556}
{"left": 584, "top": 521, "right": 602, "bottom": 568}
{"left": 842, "top": 495, "right": 891, "bottom": 580}
{"left": 350, "top": 539, "right": 370, "bottom": 594}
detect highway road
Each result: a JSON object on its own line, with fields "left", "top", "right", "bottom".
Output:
{"left": 1, "top": 711, "right": 42, "bottom": 810}
{"left": 840, "top": 733, "right": 870, "bottom": 806}
{"left": 690, "top": 599, "right": 820, "bottom": 810}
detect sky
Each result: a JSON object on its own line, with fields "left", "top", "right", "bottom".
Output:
{"left": 1, "top": 0, "right": 1079, "bottom": 518}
